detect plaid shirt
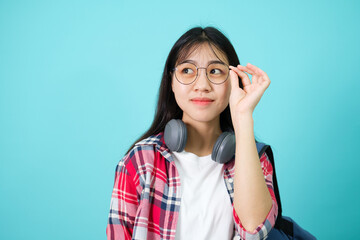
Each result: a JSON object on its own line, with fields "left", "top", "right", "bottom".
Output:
{"left": 107, "top": 132, "right": 278, "bottom": 240}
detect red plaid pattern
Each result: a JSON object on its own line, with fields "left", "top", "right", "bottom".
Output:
{"left": 106, "top": 132, "right": 278, "bottom": 240}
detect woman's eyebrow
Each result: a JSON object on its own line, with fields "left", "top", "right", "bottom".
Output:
{"left": 181, "top": 59, "right": 225, "bottom": 65}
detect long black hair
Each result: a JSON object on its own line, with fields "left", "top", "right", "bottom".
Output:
{"left": 125, "top": 26, "right": 244, "bottom": 154}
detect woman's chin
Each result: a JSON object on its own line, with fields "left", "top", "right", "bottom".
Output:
{"left": 182, "top": 112, "right": 220, "bottom": 124}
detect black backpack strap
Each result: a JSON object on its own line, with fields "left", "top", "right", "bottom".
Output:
{"left": 255, "top": 141, "right": 283, "bottom": 230}
{"left": 277, "top": 217, "right": 294, "bottom": 237}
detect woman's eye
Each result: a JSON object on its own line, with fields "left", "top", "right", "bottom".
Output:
{"left": 182, "top": 68, "right": 194, "bottom": 74}
{"left": 210, "top": 69, "right": 222, "bottom": 74}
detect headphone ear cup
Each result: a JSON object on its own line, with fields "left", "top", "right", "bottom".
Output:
{"left": 211, "top": 132, "right": 235, "bottom": 164}
{"left": 164, "top": 119, "right": 187, "bottom": 152}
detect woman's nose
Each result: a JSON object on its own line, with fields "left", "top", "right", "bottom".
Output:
{"left": 194, "top": 68, "right": 211, "bottom": 91}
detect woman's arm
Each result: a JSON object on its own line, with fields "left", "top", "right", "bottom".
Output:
{"left": 233, "top": 114, "right": 273, "bottom": 232}
{"left": 106, "top": 157, "right": 139, "bottom": 240}
{"left": 228, "top": 63, "right": 278, "bottom": 235}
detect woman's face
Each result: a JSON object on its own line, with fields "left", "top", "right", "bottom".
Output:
{"left": 171, "top": 43, "right": 231, "bottom": 125}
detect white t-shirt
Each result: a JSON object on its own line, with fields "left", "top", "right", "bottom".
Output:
{"left": 172, "top": 150, "right": 234, "bottom": 240}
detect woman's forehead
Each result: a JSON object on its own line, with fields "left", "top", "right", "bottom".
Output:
{"left": 176, "top": 43, "right": 228, "bottom": 65}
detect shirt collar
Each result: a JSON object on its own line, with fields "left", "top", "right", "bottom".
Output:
{"left": 135, "top": 132, "right": 175, "bottom": 163}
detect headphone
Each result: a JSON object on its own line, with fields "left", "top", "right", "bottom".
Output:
{"left": 164, "top": 119, "right": 235, "bottom": 164}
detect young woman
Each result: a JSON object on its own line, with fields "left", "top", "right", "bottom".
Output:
{"left": 106, "top": 26, "right": 278, "bottom": 240}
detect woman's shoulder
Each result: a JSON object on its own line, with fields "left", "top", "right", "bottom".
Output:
{"left": 134, "top": 132, "right": 165, "bottom": 147}
{"left": 119, "top": 132, "right": 168, "bottom": 169}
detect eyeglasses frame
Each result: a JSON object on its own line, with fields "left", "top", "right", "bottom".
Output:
{"left": 171, "top": 61, "right": 230, "bottom": 85}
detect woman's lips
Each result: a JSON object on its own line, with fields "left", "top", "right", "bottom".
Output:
{"left": 190, "top": 98, "right": 214, "bottom": 106}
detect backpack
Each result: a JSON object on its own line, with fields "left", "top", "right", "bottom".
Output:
{"left": 255, "top": 141, "right": 317, "bottom": 240}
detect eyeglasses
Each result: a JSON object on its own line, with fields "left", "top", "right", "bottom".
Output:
{"left": 172, "top": 62, "right": 230, "bottom": 85}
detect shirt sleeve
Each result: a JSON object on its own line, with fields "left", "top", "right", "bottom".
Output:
{"left": 106, "top": 154, "right": 139, "bottom": 240}
{"left": 232, "top": 151, "right": 278, "bottom": 240}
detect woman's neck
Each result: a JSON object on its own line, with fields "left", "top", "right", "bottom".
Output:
{"left": 182, "top": 117, "right": 222, "bottom": 157}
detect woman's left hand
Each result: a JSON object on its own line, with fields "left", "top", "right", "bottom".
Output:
{"left": 228, "top": 63, "right": 271, "bottom": 122}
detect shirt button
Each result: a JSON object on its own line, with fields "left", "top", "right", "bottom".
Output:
{"left": 228, "top": 178, "right": 233, "bottom": 183}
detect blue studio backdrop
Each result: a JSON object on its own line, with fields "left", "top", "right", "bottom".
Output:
{"left": 1, "top": 0, "right": 359, "bottom": 239}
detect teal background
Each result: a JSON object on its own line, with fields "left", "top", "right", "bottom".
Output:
{"left": 1, "top": 0, "right": 359, "bottom": 239}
